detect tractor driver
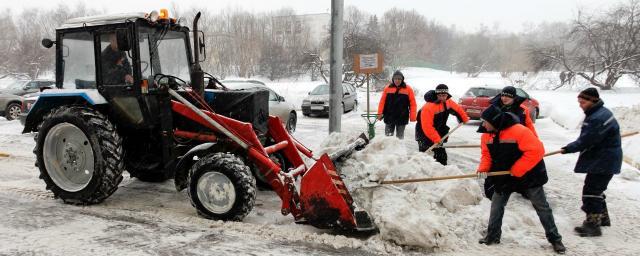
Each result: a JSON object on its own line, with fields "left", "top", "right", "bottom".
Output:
{"left": 101, "top": 33, "right": 134, "bottom": 85}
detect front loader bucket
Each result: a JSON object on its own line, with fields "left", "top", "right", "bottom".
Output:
{"left": 299, "top": 154, "right": 376, "bottom": 232}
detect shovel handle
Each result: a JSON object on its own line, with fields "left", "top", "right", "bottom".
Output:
{"left": 544, "top": 131, "right": 638, "bottom": 157}
{"left": 379, "top": 170, "right": 511, "bottom": 185}
{"left": 426, "top": 122, "right": 464, "bottom": 153}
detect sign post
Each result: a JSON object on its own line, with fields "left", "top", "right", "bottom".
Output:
{"left": 354, "top": 53, "right": 383, "bottom": 139}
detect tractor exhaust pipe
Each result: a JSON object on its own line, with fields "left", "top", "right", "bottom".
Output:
{"left": 190, "top": 12, "right": 204, "bottom": 97}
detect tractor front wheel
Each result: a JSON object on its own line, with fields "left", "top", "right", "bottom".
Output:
{"left": 35, "top": 106, "right": 124, "bottom": 204}
{"left": 187, "top": 153, "right": 256, "bottom": 221}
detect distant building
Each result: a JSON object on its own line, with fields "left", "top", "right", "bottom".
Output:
{"left": 272, "top": 13, "right": 330, "bottom": 48}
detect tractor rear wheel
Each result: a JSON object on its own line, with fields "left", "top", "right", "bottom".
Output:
{"left": 187, "top": 153, "right": 256, "bottom": 221}
{"left": 35, "top": 106, "right": 124, "bottom": 204}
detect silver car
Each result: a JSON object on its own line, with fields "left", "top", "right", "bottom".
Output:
{"left": 221, "top": 80, "right": 298, "bottom": 133}
{"left": 301, "top": 83, "right": 357, "bottom": 116}
{"left": 0, "top": 92, "right": 23, "bottom": 121}
{"left": 1, "top": 79, "right": 55, "bottom": 96}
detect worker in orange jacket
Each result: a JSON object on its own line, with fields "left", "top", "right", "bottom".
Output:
{"left": 377, "top": 70, "right": 417, "bottom": 139}
{"left": 476, "top": 105, "right": 565, "bottom": 254}
{"left": 490, "top": 86, "right": 537, "bottom": 136}
{"left": 415, "top": 84, "right": 469, "bottom": 165}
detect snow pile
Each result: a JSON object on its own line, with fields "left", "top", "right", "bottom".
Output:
{"left": 612, "top": 104, "right": 640, "bottom": 180}
{"left": 320, "top": 133, "right": 490, "bottom": 251}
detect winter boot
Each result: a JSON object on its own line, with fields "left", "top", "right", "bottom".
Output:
{"left": 550, "top": 240, "right": 566, "bottom": 254}
{"left": 478, "top": 236, "right": 500, "bottom": 245}
{"left": 574, "top": 213, "right": 602, "bottom": 237}
{"left": 601, "top": 207, "right": 610, "bottom": 227}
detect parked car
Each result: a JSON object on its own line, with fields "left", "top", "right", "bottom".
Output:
{"left": 0, "top": 92, "right": 23, "bottom": 121}
{"left": 301, "top": 83, "right": 357, "bottom": 116}
{"left": 0, "top": 79, "right": 55, "bottom": 96}
{"left": 18, "top": 91, "right": 43, "bottom": 125}
{"left": 220, "top": 80, "right": 298, "bottom": 133}
{"left": 458, "top": 86, "right": 540, "bottom": 122}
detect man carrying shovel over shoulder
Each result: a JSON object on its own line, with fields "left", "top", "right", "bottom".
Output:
{"left": 476, "top": 105, "right": 566, "bottom": 254}
{"left": 415, "top": 84, "right": 469, "bottom": 165}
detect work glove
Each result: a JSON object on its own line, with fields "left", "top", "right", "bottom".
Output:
{"left": 560, "top": 147, "right": 567, "bottom": 154}
{"left": 477, "top": 171, "right": 488, "bottom": 179}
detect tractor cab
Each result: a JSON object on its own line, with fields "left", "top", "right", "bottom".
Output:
{"left": 41, "top": 11, "right": 196, "bottom": 129}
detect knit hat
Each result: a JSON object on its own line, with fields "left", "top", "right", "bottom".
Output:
{"left": 392, "top": 70, "right": 404, "bottom": 81}
{"left": 435, "top": 84, "right": 449, "bottom": 94}
{"left": 481, "top": 105, "right": 503, "bottom": 128}
{"left": 501, "top": 86, "right": 516, "bottom": 98}
{"left": 578, "top": 88, "right": 599, "bottom": 102}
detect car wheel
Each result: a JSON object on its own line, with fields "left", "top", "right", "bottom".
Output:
{"left": 341, "top": 102, "right": 346, "bottom": 113}
{"left": 286, "top": 112, "right": 297, "bottom": 133}
{"left": 5, "top": 103, "right": 21, "bottom": 121}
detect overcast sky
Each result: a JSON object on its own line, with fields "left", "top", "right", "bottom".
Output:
{"left": 4, "top": 0, "right": 627, "bottom": 32}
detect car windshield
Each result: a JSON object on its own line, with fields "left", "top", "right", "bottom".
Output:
{"left": 465, "top": 88, "right": 500, "bottom": 97}
{"left": 310, "top": 84, "right": 330, "bottom": 95}
{"left": 0, "top": 80, "right": 27, "bottom": 90}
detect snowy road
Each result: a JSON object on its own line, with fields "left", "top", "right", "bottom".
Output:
{"left": 1, "top": 94, "right": 640, "bottom": 255}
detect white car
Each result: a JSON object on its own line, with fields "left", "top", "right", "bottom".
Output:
{"left": 221, "top": 80, "right": 298, "bottom": 133}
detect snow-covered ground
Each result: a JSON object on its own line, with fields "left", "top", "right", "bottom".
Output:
{"left": 1, "top": 68, "right": 639, "bottom": 255}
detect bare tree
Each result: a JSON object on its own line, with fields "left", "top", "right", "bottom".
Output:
{"left": 531, "top": 1, "right": 640, "bottom": 89}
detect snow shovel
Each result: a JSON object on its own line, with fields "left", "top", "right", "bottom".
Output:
{"left": 425, "top": 122, "right": 464, "bottom": 154}
{"left": 363, "top": 170, "right": 511, "bottom": 187}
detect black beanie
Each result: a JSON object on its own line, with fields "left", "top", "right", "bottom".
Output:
{"left": 392, "top": 70, "right": 404, "bottom": 80}
{"left": 481, "top": 105, "right": 503, "bottom": 128}
{"left": 501, "top": 86, "right": 516, "bottom": 98}
{"left": 578, "top": 88, "right": 599, "bottom": 102}
{"left": 435, "top": 84, "right": 449, "bottom": 94}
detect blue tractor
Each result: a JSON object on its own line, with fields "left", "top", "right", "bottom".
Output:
{"left": 21, "top": 10, "right": 375, "bottom": 232}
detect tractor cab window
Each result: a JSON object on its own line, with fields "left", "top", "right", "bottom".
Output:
{"left": 100, "top": 32, "right": 133, "bottom": 85}
{"left": 139, "top": 29, "right": 191, "bottom": 85}
{"left": 61, "top": 31, "right": 96, "bottom": 89}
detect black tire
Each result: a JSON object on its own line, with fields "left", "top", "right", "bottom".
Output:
{"left": 286, "top": 111, "right": 297, "bottom": 133}
{"left": 341, "top": 102, "right": 346, "bottom": 113}
{"left": 187, "top": 153, "right": 256, "bottom": 221}
{"left": 35, "top": 106, "right": 124, "bottom": 205}
{"left": 5, "top": 102, "right": 21, "bottom": 121}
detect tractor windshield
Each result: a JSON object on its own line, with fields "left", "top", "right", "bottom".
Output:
{"left": 138, "top": 28, "right": 191, "bottom": 84}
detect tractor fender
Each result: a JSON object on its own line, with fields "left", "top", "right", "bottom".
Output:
{"left": 174, "top": 142, "right": 218, "bottom": 191}
{"left": 22, "top": 90, "right": 107, "bottom": 133}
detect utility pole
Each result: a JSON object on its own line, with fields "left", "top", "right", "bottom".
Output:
{"left": 329, "top": 0, "right": 344, "bottom": 133}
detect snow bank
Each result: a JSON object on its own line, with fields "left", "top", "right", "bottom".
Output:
{"left": 320, "top": 133, "right": 489, "bottom": 251}
{"left": 612, "top": 105, "right": 640, "bottom": 180}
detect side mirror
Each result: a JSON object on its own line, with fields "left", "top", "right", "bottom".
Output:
{"left": 279, "top": 96, "right": 285, "bottom": 102}
{"left": 41, "top": 38, "right": 54, "bottom": 48}
{"left": 116, "top": 29, "right": 131, "bottom": 51}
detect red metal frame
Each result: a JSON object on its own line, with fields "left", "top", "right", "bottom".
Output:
{"left": 170, "top": 99, "right": 359, "bottom": 229}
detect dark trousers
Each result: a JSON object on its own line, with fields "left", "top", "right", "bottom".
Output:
{"left": 582, "top": 173, "right": 613, "bottom": 214}
{"left": 417, "top": 140, "right": 447, "bottom": 165}
{"left": 385, "top": 123, "right": 406, "bottom": 139}
{"left": 486, "top": 186, "right": 562, "bottom": 243}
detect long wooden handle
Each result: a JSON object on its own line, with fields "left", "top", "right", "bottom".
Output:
{"left": 442, "top": 131, "right": 639, "bottom": 152}
{"left": 545, "top": 131, "right": 638, "bottom": 157}
{"left": 443, "top": 144, "right": 480, "bottom": 148}
{"left": 379, "top": 170, "right": 511, "bottom": 185}
{"left": 426, "top": 122, "right": 464, "bottom": 153}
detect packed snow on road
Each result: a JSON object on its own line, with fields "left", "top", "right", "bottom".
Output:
{"left": 1, "top": 68, "right": 639, "bottom": 255}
